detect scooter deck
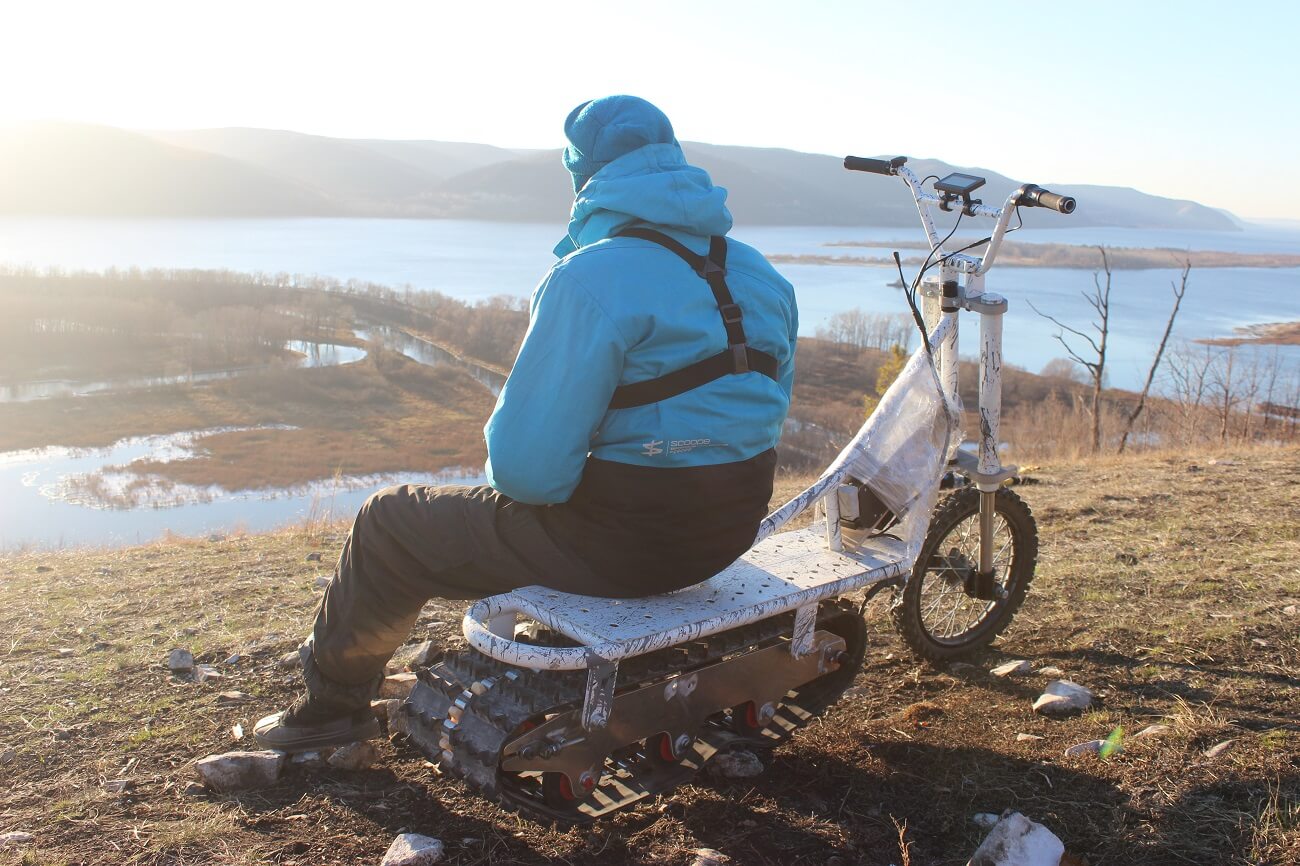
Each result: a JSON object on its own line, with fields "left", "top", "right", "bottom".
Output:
{"left": 463, "top": 525, "right": 909, "bottom": 669}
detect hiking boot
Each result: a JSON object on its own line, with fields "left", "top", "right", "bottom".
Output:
{"left": 253, "top": 691, "right": 380, "bottom": 752}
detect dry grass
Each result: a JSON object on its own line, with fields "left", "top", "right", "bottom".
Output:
{"left": 1, "top": 448, "right": 1297, "bottom": 865}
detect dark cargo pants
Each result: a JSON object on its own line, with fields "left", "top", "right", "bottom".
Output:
{"left": 307, "top": 450, "right": 775, "bottom": 699}
{"left": 310, "top": 484, "right": 616, "bottom": 689}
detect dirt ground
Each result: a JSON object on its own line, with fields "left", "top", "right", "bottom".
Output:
{"left": 1, "top": 448, "right": 1297, "bottom": 865}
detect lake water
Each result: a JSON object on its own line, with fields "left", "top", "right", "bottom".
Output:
{"left": 1, "top": 217, "right": 1297, "bottom": 388}
{"left": 0, "top": 428, "right": 485, "bottom": 551}
{"left": 1, "top": 216, "right": 1297, "bottom": 550}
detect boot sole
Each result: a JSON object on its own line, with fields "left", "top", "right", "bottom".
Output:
{"left": 253, "top": 713, "right": 381, "bottom": 753}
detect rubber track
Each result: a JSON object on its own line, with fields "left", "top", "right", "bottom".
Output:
{"left": 405, "top": 598, "right": 862, "bottom": 824}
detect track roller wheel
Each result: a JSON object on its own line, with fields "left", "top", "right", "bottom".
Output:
{"left": 541, "top": 770, "right": 594, "bottom": 809}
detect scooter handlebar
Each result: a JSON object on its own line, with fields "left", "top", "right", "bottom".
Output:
{"left": 843, "top": 155, "right": 907, "bottom": 176}
{"left": 1018, "top": 184, "right": 1076, "bottom": 215}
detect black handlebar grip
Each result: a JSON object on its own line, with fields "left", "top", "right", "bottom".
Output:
{"left": 1037, "top": 190, "right": 1076, "bottom": 214}
{"left": 844, "top": 155, "right": 906, "bottom": 175}
{"left": 1019, "top": 184, "right": 1077, "bottom": 214}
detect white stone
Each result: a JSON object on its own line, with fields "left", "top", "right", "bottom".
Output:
{"left": 691, "top": 848, "right": 731, "bottom": 866}
{"left": 990, "top": 660, "right": 1031, "bottom": 678}
{"left": 167, "top": 648, "right": 194, "bottom": 672}
{"left": 1015, "top": 733, "right": 1044, "bottom": 742}
{"left": 380, "top": 672, "right": 418, "bottom": 699}
{"left": 217, "top": 691, "right": 252, "bottom": 704}
{"left": 194, "top": 750, "right": 285, "bottom": 792}
{"left": 372, "top": 698, "right": 403, "bottom": 724}
{"left": 314, "top": 575, "right": 331, "bottom": 589}
{"left": 967, "top": 812, "right": 1064, "bottom": 866}
{"left": 194, "top": 664, "right": 223, "bottom": 682}
{"left": 972, "top": 812, "right": 1001, "bottom": 829}
{"left": 1036, "top": 666, "right": 1065, "bottom": 677}
{"left": 711, "top": 749, "right": 764, "bottom": 779}
{"left": 380, "top": 833, "right": 444, "bottom": 865}
{"left": 290, "top": 751, "right": 327, "bottom": 768}
{"left": 278, "top": 649, "right": 303, "bottom": 669}
{"left": 388, "top": 702, "right": 411, "bottom": 736}
{"left": 1032, "top": 680, "right": 1093, "bottom": 716}
{"left": 1133, "top": 724, "right": 1170, "bottom": 739}
{"left": 328, "top": 740, "right": 378, "bottom": 771}
{"left": 1205, "top": 739, "right": 1235, "bottom": 758}
{"left": 1, "top": 832, "right": 35, "bottom": 848}
{"left": 1282, "top": 604, "right": 1297, "bottom": 617}
{"left": 387, "top": 641, "right": 438, "bottom": 673}
{"left": 1063, "top": 740, "right": 1104, "bottom": 758}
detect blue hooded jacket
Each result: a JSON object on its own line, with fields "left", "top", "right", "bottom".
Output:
{"left": 484, "top": 96, "right": 798, "bottom": 506}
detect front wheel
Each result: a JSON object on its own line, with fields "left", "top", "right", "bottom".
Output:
{"left": 892, "top": 487, "right": 1038, "bottom": 662}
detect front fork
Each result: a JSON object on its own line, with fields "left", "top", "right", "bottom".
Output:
{"left": 924, "top": 269, "right": 1010, "bottom": 600}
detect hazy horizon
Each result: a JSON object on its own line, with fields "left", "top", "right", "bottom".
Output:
{"left": 1, "top": 1, "right": 1296, "bottom": 220}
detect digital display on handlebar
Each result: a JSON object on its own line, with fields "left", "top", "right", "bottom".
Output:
{"left": 935, "top": 173, "right": 986, "bottom": 195}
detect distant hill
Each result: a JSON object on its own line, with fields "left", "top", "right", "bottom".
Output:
{"left": 0, "top": 122, "right": 1238, "bottom": 230}
{"left": 0, "top": 123, "right": 328, "bottom": 217}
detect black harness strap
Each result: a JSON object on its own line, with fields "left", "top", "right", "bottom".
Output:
{"left": 608, "top": 228, "right": 780, "bottom": 411}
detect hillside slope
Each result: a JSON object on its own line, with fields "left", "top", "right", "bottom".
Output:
{"left": 1, "top": 449, "right": 1296, "bottom": 865}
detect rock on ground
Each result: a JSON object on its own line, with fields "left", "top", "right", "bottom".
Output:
{"left": 278, "top": 649, "right": 303, "bottom": 669}
{"left": 1036, "top": 666, "right": 1065, "bottom": 677}
{"left": 711, "top": 749, "right": 764, "bottom": 779}
{"left": 314, "top": 575, "right": 331, "bottom": 588}
{"left": 1133, "top": 724, "right": 1171, "bottom": 739}
{"left": 380, "top": 672, "right": 418, "bottom": 699}
{"left": 990, "top": 660, "right": 1031, "bottom": 677}
{"left": 691, "top": 848, "right": 731, "bottom": 866}
{"left": 967, "top": 812, "right": 1065, "bottom": 866}
{"left": 1015, "top": 733, "right": 1044, "bottom": 742}
{"left": 194, "top": 750, "right": 285, "bottom": 792}
{"left": 972, "top": 812, "right": 1001, "bottom": 829}
{"left": 1063, "top": 739, "right": 1104, "bottom": 758}
{"left": 1205, "top": 739, "right": 1235, "bottom": 758}
{"left": 372, "top": 698, "right": 403, "bottom": 724}
{"left": 387, "top": 640, "right": 438, "bottom": 673}
{"left": 381, "top": 833, "right": 444, "bottom": 865}
{"left": 167, "top": 648, "right": 194, "bottom": 672}
{"left": 328, "top": 740, "right": 378, "bottom": 771}
{"left": 1, "top": 832, "right": 35, "bottom": 848}
{"left": 388, "top": 703, "right": 412, "bottom": 736}
{"left": 1032, "top": 680, "right": 1093, "bottom": 715}
{"left": 289, "top": 751, "right": 327, "bottom": 769}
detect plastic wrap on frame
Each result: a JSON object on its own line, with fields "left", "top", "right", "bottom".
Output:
{"left": 759, "top": 318, "right": 960, "bottom": 562}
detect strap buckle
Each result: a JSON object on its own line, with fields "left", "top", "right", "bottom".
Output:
{"left": 719, "top": 303, "right": 743, "bottom": 325}
{"left": 701, "top": 259, "right": 726, "bottom": 279}
{"left": 731, "top": 344, "right": 750, "bottom": 373}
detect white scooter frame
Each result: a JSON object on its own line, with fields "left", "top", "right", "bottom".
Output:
{"left": 459, "top": 156, "right": 1075, "bottom": 736}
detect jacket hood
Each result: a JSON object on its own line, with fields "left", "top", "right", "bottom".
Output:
{"left": 554, "top": 141, "right": 733, "bottom": 257}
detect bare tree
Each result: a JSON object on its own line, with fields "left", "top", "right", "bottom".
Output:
{"left": 1118, "top": 261, "right": 1190, "bottom": 453}
{"left": 1208, "top": 346, "right": 1242, "bottom": 444}
{"left": 1030, "top": 246, "right": 1112, "bottom": 452}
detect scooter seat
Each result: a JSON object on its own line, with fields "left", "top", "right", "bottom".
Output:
{"left": 462, "top": 525, "right": 909, "bottom": 670}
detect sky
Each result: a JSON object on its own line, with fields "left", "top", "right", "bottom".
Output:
{"left": 1, "top": 0, "right": 1296, "bottom": 219}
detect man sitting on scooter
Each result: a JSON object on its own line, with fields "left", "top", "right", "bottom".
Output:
{"left": 256, "top": 95, "right": 799, "bottom": 752}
